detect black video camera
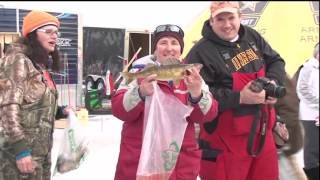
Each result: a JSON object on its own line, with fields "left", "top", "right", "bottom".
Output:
{"left": 249, "top": 77, "right": 286, "bottom": 98}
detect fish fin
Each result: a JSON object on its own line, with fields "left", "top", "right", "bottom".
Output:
{"left": 144, "top": 63, "right": 157, "bottom": 69}
{"left": 121, "top": 72, "right": 133, "bottom": 84}
{"left": 162, "top": 57, "right": 181, "bottom": 65}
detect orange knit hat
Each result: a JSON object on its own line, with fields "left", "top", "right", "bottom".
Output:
{"left": 22, "top": 10, "right": 60, "bottom": 37}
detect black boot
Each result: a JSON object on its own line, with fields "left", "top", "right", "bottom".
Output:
{"left": 304, "top": 166, "right": 319, "bottom": 180}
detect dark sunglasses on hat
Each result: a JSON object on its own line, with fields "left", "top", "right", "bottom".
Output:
{"left": 154, "top": 24, "right": 184, "bottom": 38}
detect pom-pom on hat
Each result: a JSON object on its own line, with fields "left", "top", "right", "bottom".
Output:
{"left": 22, "top": 10, "right": 60, "bottom": 37}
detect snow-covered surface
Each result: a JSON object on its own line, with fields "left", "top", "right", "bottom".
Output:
{"left": 51, "top": 115, "right": 123, "bottom": 180}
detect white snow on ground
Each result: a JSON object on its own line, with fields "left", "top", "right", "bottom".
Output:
{"left": 51, "top": 115, "right": 123, "bottom": 180}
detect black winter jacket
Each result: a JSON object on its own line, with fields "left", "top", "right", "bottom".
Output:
{"left": 186, "top": 20, "right": 285, "bottom": 112}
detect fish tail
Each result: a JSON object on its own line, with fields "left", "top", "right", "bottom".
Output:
{"left": 121, "top": 72, "right": 133, "bottom": 84}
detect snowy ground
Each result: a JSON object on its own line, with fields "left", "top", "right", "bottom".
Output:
{"left": 51, "top": 115, "right": 122, "bottom": 180}
{"left": 51, "top": 115, "right": 304, "bottom": 180}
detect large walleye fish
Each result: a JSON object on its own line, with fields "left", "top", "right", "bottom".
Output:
{"left": 121, "top": 59, "right": 202, "bottom": 84}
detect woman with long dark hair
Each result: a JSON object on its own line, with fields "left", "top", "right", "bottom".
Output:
{"left": 0, "top": 10, "right": 69, "bottom": 180}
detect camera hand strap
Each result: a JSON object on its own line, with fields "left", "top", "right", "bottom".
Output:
{"left": 247, "top": 105, "right": 267, "bottom": 157}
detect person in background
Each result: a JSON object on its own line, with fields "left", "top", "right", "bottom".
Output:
{"left": 275, "top": 74, "right": 308, "bottom": 180}
{"left": 0, "top": 10, "right": 71, "bottom": 180}
{"left": 186, "top": 2, "right": 286, "bottom": 180}
{"left": 296, "top": 42, "right": 319, "bottom": 180}
{"left": 111, "top": 24, "right": 219, "bottom": 180}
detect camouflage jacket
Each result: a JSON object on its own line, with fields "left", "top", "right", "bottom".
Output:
{"left": 0, "top": 43, "right": 58, "bottom": 156}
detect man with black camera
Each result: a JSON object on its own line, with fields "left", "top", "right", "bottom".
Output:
{"left": 186, "top": 2, "right": 286, "bottom": 180}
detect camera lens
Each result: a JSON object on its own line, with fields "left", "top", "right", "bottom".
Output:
{"left": 265, "top": 84, "right": 286, "bottom": 98}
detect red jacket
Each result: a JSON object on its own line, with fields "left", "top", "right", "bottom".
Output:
{"left": 112, "top": 77, "right": 218, "bottom": 180}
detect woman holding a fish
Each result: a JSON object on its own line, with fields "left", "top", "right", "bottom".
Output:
{"left": 111, "top": 24, "right": 219, "bottom": 180}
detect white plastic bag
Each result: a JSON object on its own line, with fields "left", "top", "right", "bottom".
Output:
{"left": 54, "top": 111, "right": 89, "bottom": 175}
{"left": 136, "top": 83, "right": 193, "bottom": 180}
